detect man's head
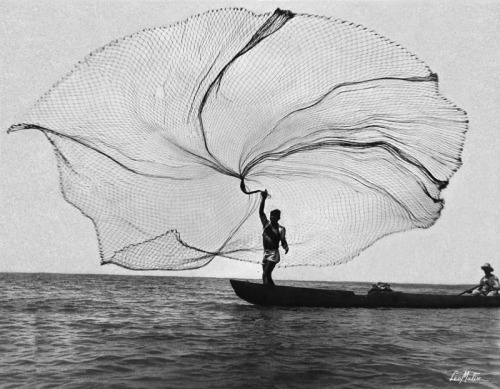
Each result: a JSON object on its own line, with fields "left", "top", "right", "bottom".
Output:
{"left": 270, "top": 209, "right": 281, "bottom": 223}
{"left": 482, "top": 263, "right": 494, "bottom": 274}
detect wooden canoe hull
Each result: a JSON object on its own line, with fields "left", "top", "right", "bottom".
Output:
{"left": 230, "top": 280, "right": 500, "bottom": 308}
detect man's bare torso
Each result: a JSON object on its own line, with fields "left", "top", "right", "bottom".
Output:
{"left": 263, "top": 222, "right": 283, "bottom": 250}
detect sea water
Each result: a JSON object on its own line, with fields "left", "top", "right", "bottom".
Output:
{"left": 0, "top": 273, "right": 499, "bottom": 388}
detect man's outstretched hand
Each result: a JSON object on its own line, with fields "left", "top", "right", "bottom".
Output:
{"left": 261, "top": 190, "right": 268, "bottom": 199}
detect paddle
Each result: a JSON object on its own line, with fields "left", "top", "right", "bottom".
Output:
{"left": 458, "top": 284, "right": 481, "bottom": 296}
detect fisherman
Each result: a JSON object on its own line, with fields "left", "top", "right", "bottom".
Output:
{"left": 471, "top": 263, "right": 500, "bottom": 296}
{"left": 259, "top": 190, "right": 289, "bottom": 286}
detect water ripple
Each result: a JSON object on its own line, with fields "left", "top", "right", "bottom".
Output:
{"left": 0, "top": 273, "right": 499, "bottom": 388}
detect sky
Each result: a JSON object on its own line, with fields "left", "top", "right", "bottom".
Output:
{"left": 1, "top": 0, "right": 500, "bottom": 284}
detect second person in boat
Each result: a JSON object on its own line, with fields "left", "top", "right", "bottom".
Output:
{"left": 472, "top": 263, "right": 500, "bottom": 296}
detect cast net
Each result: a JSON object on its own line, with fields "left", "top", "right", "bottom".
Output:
{"left": 8, "top": 8, "right": 467, "bottom": 270}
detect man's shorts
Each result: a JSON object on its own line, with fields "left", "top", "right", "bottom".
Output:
{"left": 262, "top": 249, "right": 280, "bottom": 264}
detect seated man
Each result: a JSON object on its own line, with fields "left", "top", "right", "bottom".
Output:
{"left": 259, "top": 190, "right": 289, "bottom": 286}
{"left": 472, "top": 263, "right": 500, "bottom": 296}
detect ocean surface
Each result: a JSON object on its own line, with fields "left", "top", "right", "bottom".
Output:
{"left": 0, "top": 273, "right": 499, "bottom": 389}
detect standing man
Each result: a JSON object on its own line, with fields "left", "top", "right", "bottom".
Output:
{"left": 259, "top": 190, "right": 289, "bottom": 286}
{"left": 472, "top": 263, "right": 500, "bottom": 296}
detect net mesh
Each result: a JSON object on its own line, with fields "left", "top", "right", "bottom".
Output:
{"left": 8, "top": 8, "right": 467, "bottom": 270}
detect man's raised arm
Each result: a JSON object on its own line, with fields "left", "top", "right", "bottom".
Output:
{"left": 259, "top": 190, "right": 268, "bottom": 227}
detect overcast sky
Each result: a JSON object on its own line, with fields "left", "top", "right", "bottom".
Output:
{"left": 1, "top": 0, "right": 499, "bottom": 284}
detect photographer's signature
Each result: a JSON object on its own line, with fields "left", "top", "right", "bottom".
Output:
{"left": 449, "top": 370, "right": 482, "bottom": 384}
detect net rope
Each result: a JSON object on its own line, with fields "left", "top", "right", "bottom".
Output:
{"left": 8, "top": 8, "right": 467, "bottom": 270}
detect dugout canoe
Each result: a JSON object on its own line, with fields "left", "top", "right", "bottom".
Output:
{"left": 229, "top": 280, "right": 500, "bottom": 308}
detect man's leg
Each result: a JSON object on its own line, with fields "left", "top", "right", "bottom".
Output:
{"left": 472, "top": 288, "right": 486, "bottom": 296}
{"left": 263, "top": 260, "right": 276, "bottom": 286}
